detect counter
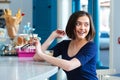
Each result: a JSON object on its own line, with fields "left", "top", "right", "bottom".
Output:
{"left": 0, "top": 56, "right": 58, "bottom": 80}
{"left": 103, "top": 73, "right": 120, "bottom": 80}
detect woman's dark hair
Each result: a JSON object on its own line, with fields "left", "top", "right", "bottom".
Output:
{"left": 65, "top": 11, "right": 95, "bottom": 41}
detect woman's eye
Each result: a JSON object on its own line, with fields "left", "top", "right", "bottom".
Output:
{"left": 84, "top": 23, "right": 89, "bottom": 27}
{"left": 76, "top": 22, "right": 81, "bottom": 26}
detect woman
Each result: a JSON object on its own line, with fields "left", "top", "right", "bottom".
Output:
{"left": 33, "top": 11, "right": 98, "bottom": 80}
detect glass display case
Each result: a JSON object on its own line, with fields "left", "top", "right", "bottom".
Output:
{"left": 0, "top": 9, "right": 5, "bottom": 28}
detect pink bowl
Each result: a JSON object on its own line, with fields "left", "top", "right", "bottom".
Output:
{"left": 16, "top": 48, "right": 36, "bottom": 57}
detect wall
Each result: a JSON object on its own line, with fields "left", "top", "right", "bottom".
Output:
{"left": 110, "top": 0, "right": 120, "bottom": 73}
{"left": 0, "top": 3, "right": 9, "bottom": 9}
{"left": 9, "top": 0, "right": 32, "bottom": 33}
{"left": 57, "top": 0, "right": 72, "bottom": 42}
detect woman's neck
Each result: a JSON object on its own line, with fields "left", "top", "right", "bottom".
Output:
{"left": 68, "top": 39, "right": 88, "bottom": 57}
{"left": 71, "top": 39, "right": 88, "bottom": 46}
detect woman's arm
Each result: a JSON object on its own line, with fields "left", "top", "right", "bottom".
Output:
{"left": 35, "top": 38, "right": 81, "bottom": 71}
{"left": 33, "top": 30, "right": 65, "bottom": 61}
{"left": 42, "top": 30, "right": 65, "bottom": 51}
{"left": 39, "top": 53, "right": 81, "bottom": 71}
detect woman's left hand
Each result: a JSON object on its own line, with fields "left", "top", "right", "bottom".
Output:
{"left": 51, "top": 29, "right": 66, "bottom": 38}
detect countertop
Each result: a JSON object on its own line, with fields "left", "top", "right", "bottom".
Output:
{"left": 103, "top": 73, "right": 120, "bottom": 80}
{"left": 0, "top": 56, "right": 58, "bottom": 80}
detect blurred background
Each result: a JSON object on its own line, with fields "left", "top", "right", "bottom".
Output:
{"left": 1, "top": 0, "right": 120, "bottom": 80}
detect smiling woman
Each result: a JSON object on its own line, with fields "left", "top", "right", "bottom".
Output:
{"left": 33, "top": 11, "right": 98, "bottom": 80}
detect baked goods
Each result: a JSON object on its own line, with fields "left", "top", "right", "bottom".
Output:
{"left": 15, "top": 34, "right": 29, "bottom": 46}
{"left": 2, "top": 9, "right": 24, "bottom": 39}
{"left": 17, "top": 36, "right": 24, "bottom": 46}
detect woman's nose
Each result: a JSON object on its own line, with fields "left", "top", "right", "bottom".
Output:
{"left": 80, "top": 24, "right": 85, "bottom": 29}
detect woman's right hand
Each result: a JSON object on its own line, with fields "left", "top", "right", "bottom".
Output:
{"left": 33, "top": 53, "right": 44, "bottom": 61}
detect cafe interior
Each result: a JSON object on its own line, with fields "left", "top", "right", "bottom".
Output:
{"left": 0, "top": 0, "right": 120, "bottom": 80}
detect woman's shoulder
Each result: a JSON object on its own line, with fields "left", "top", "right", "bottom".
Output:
{"left": 56, "top": 40, "right": 71, "bottom": 47}
{"left": 87, "top": 41, "right": 97, "bottom": 46}
{"left": 85, "top": 41, "right": 97, "bottom": 49}
{"left": 58, "top": 40, "right": 71, "bottom": 44}
{"left": 53, "top": 40, "right": 70, "bottom": 50}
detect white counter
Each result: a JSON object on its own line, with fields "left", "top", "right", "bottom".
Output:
{"left": 103, "top": 73, "right": 120, "bottom": 80}
{"left": 0, "top": 56, "right": 58, "bottom": 80}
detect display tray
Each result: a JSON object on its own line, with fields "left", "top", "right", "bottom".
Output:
{"left": 16, "top": 48, "right": 35, "bottom": 57}
{"left": 0, "top": 52, "right": 35, "bottom": 57}
{"left": 0, "top": 50, "right": 18, "bottom": 56}
{"left": 18, "top": 53, "right": 35, "bottom": 57}
{"left": 0, "top": 53, "right": 18, "bottom": 56}
{"left": 0, "top": 46, "right": 35, "bottom": 57}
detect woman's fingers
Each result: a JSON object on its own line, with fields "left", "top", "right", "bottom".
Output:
{"left": 28, "top": 38, "right": 39, "bottom": 46}
{"left": 56, "top": 30, "right": 65, "bottom": 34}
{"left": 56, "top": 29, "right": 66, "bottom": 37}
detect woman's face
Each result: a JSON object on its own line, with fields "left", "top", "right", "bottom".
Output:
{"left": 74, "top": 15, "right": 90, "bottom": 40}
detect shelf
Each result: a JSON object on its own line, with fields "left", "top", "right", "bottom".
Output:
{"left": 0, "top": 1, "right": 10, "bottom": 3}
